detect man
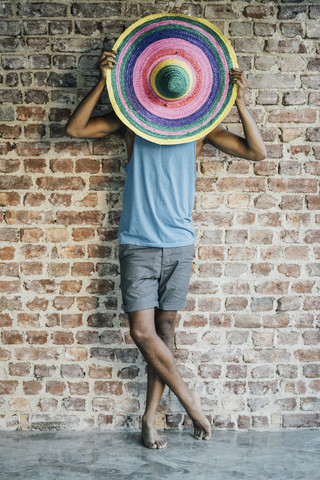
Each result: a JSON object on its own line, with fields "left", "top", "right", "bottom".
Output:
{"left": 65, "top": 50, "right": 267, "bottom": 449}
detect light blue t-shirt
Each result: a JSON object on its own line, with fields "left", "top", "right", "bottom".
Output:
{"left": 118, "top": 135, "right": 197, "bottom": 247}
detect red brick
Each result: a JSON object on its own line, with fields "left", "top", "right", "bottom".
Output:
{"left": 46, "top": 381, "right": 65, "bottom": 395}
{"left": 283, "top": 413, "right": 320, "bottom": 428}
{"left": 88, "top": 245, "right": 111, "bottom": 258}
{"left": 183, "top": 315, "right": 208, "bottom": 328}
{"left": 72, "top": 229, "right": 95, "bottom": 243}
{"left": 225, "top": 297, "right": 248, "bottom": 311}
{"left": 53, "top": 296, "right": 75, "bottom": 310}
{"left": 20, "top": 245, "right": 47, "bottom": 260}
{"left": 198, "top": 364, "right": 221, "bottom": 379}
{"left": 88, "top": 365, "right": 112, "bottom": 379}
{"left": 75, "top": 158, "right": 100, "bottom": 173}
{"left": 282, "top": 91, "right": 307, "bottom": 106}
{"left": 280, "top": 128, "right": 304, "bottom": 142}
{"left": 47, "top": 263, "right": 69, "bottom": 277}
{"left": 0, "top": 192, "right": 20, "bottom": 207}
{"left": 306, "top": 128, "right": 320, "bottom": 142}
{"left": 23, "top": 159, "right": 46, "bottom": 173}
{"left": 251, "top": 263, "right": 273, "bottom": 276}
{"left": 2, "top": 330, "right": 23, "bottom": 344}
{"left": 20, "top": 228, "right": 43, "bottom": 242}
{"left": 294, "top": 349, "right": 320, "bottom": 362}
{"left": 197, "top": 298, "right": 221, "bottom": 313}
{"left": 16, "top": 106, "right": 46, "bottom": 121}
{"left": 26, "top": 331, "right": 48, "bottom": 344}
{"left": 51, "top": 332, "right": 74, "bottom": 345}
{"left": 5, "top": 210, "right": 54, "bottom": 225}
{"left": 77, "top": 296, "right": 98, "bottom": 312}
{"left": 302, "top": 331, "right": 320, "bottom": 345}
{"left": 60, "top": 246, "right": 85, "bottom": 259}
{"left": 0, "top": 314, "right": 13, "bottom": 328}
{"left": 304, "top": 230, "right": 320, "bottom": 244}
{"left": 71, "top": 262, "right": 94, "bottom": 276}
{"left": 23, "top": 193, "right": 44, "bottom": 208}
{"left": 24, "top": 124, "right": 46, "bottom": 139}
{"left": 60, "top": 280, "right": 82, "bottom": 294}
{"left": 250, "top": 230, "right": 274, "bottom": 244}
{"left": 175, "top": 331, "right": 198, "bottom": 346}
{"left": 17, "top": 314, "right": 40, "bottom": 328}
{"left": 20, "top": 261, "right": 42, "bottom": 275}
{"left": 216, "top": 177, "right": 265, "bottom": 192}
{"left": 285, "top": 246, "right": 310, "bottom": 260}
{"left": 49, "top": 159, "right": 73, "bottom": 174}
{"left": 262, "top": 314, "right": 290, "bottom": 328}
{"left": 189, "top": 280, "right": 217, "bottom": 294}
{"left": 86, "top": 280, "right": 114, "bottom": 294}
{"left": 0, "top": 280, "right": 20, "bottom": 293}
{"left": 0, "top": 175, "right": 32, "bottom": 190}
{"left": 244, "top": 5, "right": 274, "bottom": 18}
{"left": 198, "top": 246, "right": 224, "bottom": 261}
{"left": 0, "top": 381, "right": 19, "bottom": 394}
{"left": 277, "top": 264, "right": 301, "bottom": 278}
{"left": 0, "top": 124, "right": 21, "bottom": 138}
{"left": 60, "top": 315, "right": 82, "bottom": 329}
{"left": 265, "top": 39, "right": 307, "bottom": 53}
{"left": 36, "top": 176, "right": 85, "bottom": 190}
{"left": 54, "top": 141, "right": 91, "bottom": 156}
{"left": 269, "top": 109, "right": 317, "bottom": 123}
{"left": 0, "top": 247, "right": 15, "bottom": 260}
{"left": 16, "top": 142, "right": 50, "bottom": 156}
{"left": 94, "top": 381, "right": 123, "bottom": 396}
{"left": 56, "top": 211, "right": 104, "bottom": 225}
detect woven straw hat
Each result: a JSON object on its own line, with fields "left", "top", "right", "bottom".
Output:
{"left": 106, "top": 13, "right": 238, "bottom": 145}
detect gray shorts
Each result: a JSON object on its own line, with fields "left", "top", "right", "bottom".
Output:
{"left": 119, "top": 244, "right": 194, "bottom": 313}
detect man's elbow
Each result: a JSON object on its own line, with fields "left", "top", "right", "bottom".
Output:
{"left": 65, "top": 124, "right": 80, "bottom": 138}
{"left": 252, "top": 146, "right": 267, "bottom": 161}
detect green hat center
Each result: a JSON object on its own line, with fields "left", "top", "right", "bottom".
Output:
{"left": 156, "top": 65, "right": 190, "bottom": 99}
{"left": 150, "top": 60, "right": 193, "bottom": 101}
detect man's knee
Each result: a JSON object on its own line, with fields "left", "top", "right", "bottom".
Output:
{"left": 155, "top": 310, "right": 177, "bottom": 346}
{"left": 128, "top": 310, "right": 155, "bottom": 346}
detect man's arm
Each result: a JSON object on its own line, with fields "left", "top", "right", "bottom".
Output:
{"left": 204, "top": 69, "right": 267, "bottom": 161}
{"left": 65, "top": 51, "right": 123, "bottom": 138}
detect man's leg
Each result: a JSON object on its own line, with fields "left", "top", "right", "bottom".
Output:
{"left": 128, "top": 308, "right": 211, "bottom": 447}
{"left": 141, "top": 309, "right": 177, "bottom": 449}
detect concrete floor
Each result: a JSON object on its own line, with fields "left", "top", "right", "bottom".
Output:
{"left": 0, "top": 429, "right": 319, "bottom": 480}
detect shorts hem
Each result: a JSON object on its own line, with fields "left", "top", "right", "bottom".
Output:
{"left": 158, "top": 302, "right": 186, "bottom": 311}
{"left": 123, "top": 302, "right": 159, "bottom": 314}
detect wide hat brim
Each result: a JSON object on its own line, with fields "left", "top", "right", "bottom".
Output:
{"left": 106, "top": 13, "right": 238, "bottom": 145}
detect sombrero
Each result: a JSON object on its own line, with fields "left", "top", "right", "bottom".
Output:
{"left": 106, "top": 13, "right": 238, "bottom": 145}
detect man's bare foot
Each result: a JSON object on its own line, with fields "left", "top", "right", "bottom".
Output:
{"left": 185, "top": 390, "right": 211, "bottom": 440}
{"left": 141, "top": 416, "right": 167, "bottom": 449}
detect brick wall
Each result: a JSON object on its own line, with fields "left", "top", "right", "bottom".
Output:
{"left": 0, "top": 0, "right": 319, "bottom": 432}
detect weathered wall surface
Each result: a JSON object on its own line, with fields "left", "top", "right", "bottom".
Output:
{"left": 0, "top": 0, "right": 319, "bottom": 431}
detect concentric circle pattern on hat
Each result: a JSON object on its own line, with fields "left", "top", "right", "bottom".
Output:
{"left": 106, "top": 13, "right": 238, "bottom": 145}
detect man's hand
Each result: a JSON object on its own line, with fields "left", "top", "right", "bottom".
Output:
{"left": 65, "top": 49, "right": 122, "bottom": 138}
{"left": 98, "top": 50, "right": 117, "bottom": 80}
{"left": 202, "top": 68, "right": 267, "bottom": 161}
{"left": 230, "top": 68, "right": 248, "bottom": 104}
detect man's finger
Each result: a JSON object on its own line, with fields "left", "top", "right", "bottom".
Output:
{"left": 98, "top": 57, "right": 116, "bottom": 65}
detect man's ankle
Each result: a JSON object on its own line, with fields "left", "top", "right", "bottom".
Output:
{"left": 142, "top": 412, "right": 156, "bottom": 425}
